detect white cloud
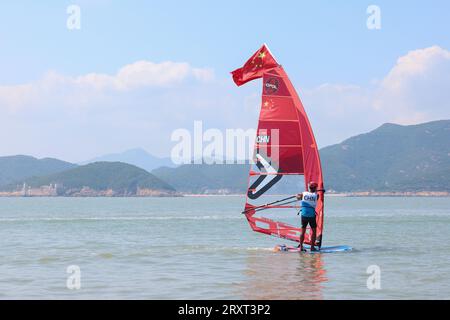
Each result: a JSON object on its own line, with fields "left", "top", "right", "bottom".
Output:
{"left": 0, "top": 60, "right": 214, "bottom": 110}
{"left": 0, "top": 83, "right": 36, "bottom": 111}
{"left": 99, "top": 60, "right": 212, "bottom": 90}
{"left": 0, "top": 59, "right": 245, "bottom": 161}
{"left": 302, "top": 46, "right": 450, "bottom": 146}
{"left": 374, "top": 46, "right": 450, "bottom": 123}
{"left": 301, "top": 83, "right": 378, "bottom": 147}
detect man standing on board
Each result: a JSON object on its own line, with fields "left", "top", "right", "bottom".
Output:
{"left": 296, "top": 181, "right": 319, "bottom": 252}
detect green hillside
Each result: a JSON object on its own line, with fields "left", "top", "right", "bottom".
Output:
{"left": 321, "top": 120, "right": 450, "bottom": 192}
{"left": 4, "top": 162, "right": 176, "bottom": 196}
{"left": 152, "top": 120, "right": 450, "bottom": 193}
{"left": 0, "top": 155, "right": 76, "bottom": 187}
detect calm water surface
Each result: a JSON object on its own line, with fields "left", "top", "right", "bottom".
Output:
{"left": 0, "top": 196, "right": 449, "bottom": 299}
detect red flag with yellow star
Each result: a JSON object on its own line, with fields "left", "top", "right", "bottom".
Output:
{"left": 231, "top": 44, "right": 279, "bottom": 86}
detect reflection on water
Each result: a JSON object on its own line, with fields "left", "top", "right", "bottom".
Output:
{"left": 239, "top": 251, "right": 328, "bottom": 299}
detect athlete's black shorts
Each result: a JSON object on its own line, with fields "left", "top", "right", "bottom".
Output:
{"left": 301, "top": 216, "right": 317, "bottom": 229}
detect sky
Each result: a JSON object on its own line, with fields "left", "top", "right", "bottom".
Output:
{"left": 0, "top": 0, "right": 449, "bottom": 162}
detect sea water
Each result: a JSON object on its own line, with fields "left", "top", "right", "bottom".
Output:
{"left": 0, "top": 196, "right": 449, "bottom": 299}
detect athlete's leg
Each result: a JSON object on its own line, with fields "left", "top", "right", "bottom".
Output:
{"left": 310, "top": 226, "right": 317, "bottom": 251}
{"left": 299, "top": 227, "right": 306, "bottom": 250}
{"left": 299, "top": 217, "right": 307, "bottom": 251}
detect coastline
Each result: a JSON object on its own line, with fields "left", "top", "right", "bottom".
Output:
{"left": 1, "top": 191, "right": 448, "bottom": 198}
{"left": 183, "top": 191, "right": 450, "bottom": 197}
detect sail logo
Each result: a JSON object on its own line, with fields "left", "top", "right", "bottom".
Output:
{"left": 264, "top": 78, "right": 279, "bottom": 94}
{"left": 256, "top": 135, "right": 270, "bottom": 143}
{"left": 247, "top": 153, "right": 282, "bottom": 199}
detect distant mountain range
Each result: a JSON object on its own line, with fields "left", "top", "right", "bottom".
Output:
{"left": 81, "top": 148, "right": 175, "bottom": 172}
{"left": 321, "top": 120, "right": 450, "bottom": 192}
{"left": 151, "top": 120, "right": 450, "bottom": 194}
{"left": 1, "top": 162, "right": 176, "bottom": 196}
{"left": 0, "top": 120, "right": 449, "bottom": 196}
{"left": 0, "top": 155, "right": 76, "bottom": 187}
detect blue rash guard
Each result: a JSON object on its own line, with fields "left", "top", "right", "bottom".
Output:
{"left": 300, "top": 191, "right": 318, "bottom": 218}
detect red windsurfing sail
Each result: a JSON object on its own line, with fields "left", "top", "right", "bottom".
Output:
{"left": 232, "top": 44, "right": 324, "bottom": 246}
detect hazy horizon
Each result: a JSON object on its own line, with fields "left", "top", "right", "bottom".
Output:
{"left": 1, "top": 118, "right": 449, "bottom": 163}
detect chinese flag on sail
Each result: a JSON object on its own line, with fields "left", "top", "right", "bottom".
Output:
{"left": 231, "top": 44, "right": 279, "bottom": 86}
